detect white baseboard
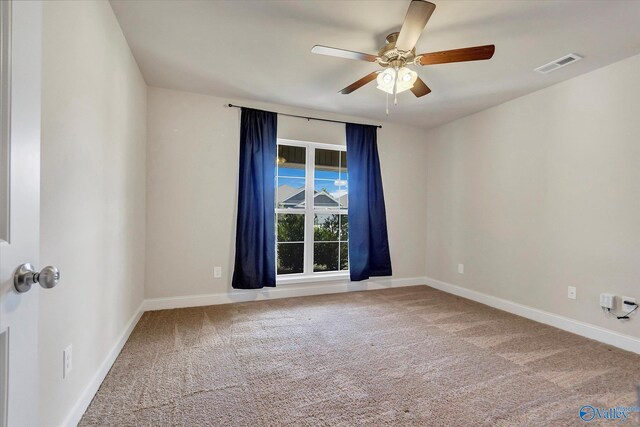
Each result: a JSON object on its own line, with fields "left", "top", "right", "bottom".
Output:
{"left": 142, "top": 276, "right": 427, "bottom": 312}
{"left": 424, "top": 276, "right": 640, "bottom": 355}
{"left": 63, "top": 302, "right": 145, "bottom": 427}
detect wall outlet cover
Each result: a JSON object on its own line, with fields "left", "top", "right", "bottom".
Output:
{"left": 622, "top": 296, "right": 636, "bottom": 313}
{"left": 214, "top": 266, "right": 222, "bottom": 278}
{"left": 457, "top": 264, "right": 464, "bottom": 274}
{"left": 567, "top": 286, "right": 577, "bottom": 300}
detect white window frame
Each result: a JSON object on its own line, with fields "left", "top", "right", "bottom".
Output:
{"left": 276, "top": 138, "right": 349, "bottom": 285}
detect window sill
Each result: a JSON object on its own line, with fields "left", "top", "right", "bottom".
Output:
{"left": 276, "top": 272, "right": 350, "bottom": 286}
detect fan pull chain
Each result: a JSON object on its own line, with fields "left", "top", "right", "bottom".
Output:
{"left": 386, "top": 92, "right": 389, "bottom": 115}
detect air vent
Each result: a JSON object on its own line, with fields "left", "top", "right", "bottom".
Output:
{"left": 534, "top": 53, "right": 582, "bottom": 74}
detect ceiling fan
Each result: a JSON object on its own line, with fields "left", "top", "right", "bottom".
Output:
{"left": 311, "top": 0, "right": 495, "bottom": 103}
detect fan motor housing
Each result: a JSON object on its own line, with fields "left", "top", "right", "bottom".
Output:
{"left": 378, "top": 32, "right": 416, "bottom": 67}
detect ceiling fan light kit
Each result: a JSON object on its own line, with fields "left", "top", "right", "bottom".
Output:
{"left": 311, "top": 0, "right": 496, "bottom": 114}
{"left": 376, "top": 67, "right": 417, "bottom": 95}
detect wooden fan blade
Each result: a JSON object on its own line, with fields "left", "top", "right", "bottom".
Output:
{"left": 339, "top": 72, "right": 379, "bottom": 94}
{"left": 395, "top": 0, "right": 436, "bottom": 52}
{"left": 410, "top": 77, "right": 431, "bottom": 97}
{"left": 312, "top": 45, "right": 378, "bottom": 62}
{"left": 418, "top": 45, "right": 495, "bottom": 66}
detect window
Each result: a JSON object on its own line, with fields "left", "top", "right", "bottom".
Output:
{"left": 276, "top": 139, "right": 348, "bottom": 281}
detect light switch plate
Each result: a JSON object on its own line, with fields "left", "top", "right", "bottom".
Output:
{"left": 599, "top": 293, "right": 614, "bottom": 309}
{"left": 457, "top": 264, "right": 464, "bottom": 274}
{"left": 567, "top": 286, "right": 577, "bottom": 300}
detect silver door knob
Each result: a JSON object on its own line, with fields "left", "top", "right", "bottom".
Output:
{"left": 14, "top": 263, "right": 60, "bottom": 293}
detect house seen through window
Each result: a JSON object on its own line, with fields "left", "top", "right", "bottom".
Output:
{"left": 276, "top": 140, "right": 348, "bottom": 277}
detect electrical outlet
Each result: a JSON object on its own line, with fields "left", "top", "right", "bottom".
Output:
{"left": 214, "top": 266, "right": 222, "bottom": 278}
{"left": 63, "top": 345, "right": 72, "bottom": 378}
{"left": 457, "top": 264, "right": 464, "bottom": 274}
{"left": 567, "top": 286, "right": 577, "bottom": 300}
{"left": 600, "top": 293, "right": 614, "bottom": 309}
{"left": 622, "top": 296, "right": 636, "bottom": 313}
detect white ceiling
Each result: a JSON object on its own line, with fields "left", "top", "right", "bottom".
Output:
{"left": 110, "top": 0, "right": 640, "bottom": 129}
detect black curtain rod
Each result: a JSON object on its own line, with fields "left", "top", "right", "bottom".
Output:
{"left": 227, "top": 104, "right": 382, "bottom": 129}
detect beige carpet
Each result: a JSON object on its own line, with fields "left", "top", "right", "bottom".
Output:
{"left": 80, "top": 286, "right": 640, "bottom": 426}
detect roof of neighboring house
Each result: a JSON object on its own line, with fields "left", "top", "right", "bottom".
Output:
{"left": 277, "top": 184, "right": 299, "bottom": 202}
{"left": 277, "top": 186, "right": 345, "bottom": 209}
{"left": 281, "top": 188, "right": 306, "bottom": 206}
{"left": 338, "top": 194, "right": 348, "bottom": 208}
{"left": 314, "top": 193, "right": 339, "bottom": 207}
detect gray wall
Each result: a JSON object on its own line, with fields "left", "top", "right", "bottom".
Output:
{"left": 39, "top": 1, "right": 147, "bottom": 424}
{"left": 426, "top": 53, "right": 640, "bottom": 339}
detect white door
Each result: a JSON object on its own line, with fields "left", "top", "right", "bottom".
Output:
{"left": 0, "top": 2, "right": 43, "bottom": 426}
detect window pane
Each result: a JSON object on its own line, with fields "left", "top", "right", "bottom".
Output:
{"left": 340, "top": 151, "right": 349, "bottom": 181}
{"left": 340, "top": 151, "right": 348, "bottom": 181}
{"left": 313, "top": 242, "right": 339, "bottom": 272}
{"left": 277, "top": 243, "right": 304, "bottom": 275}
{"left": 338, "top": 150, "right": 348, "bottom": 208}
{"left": 315, "top": 169, "right": 339, "bottom": 181}
{"left": 314, "top": 213, "right": 339, "bottom": 241}
{"left": 340, "top": 242, "right": 349, "bottom": 271}
{"left": 314, "top": 179, "right": 341, "bottom": 209}
{"left": 315, "top": 148, "right": 340, "bottom": 180}
{"left": 277, "top": 145, "right": 305, "bottom": 177}
{"left": 277, "top": 177, "right": 305, "bottom": 209}
{"left": 337, "top": 182, "right": 348, "bottom": 209}
{"left": 339, "top": 214, "right": 348, "bottom": 241}
{"left": 277, "top": 213, "right": 304, "bottom": 242}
